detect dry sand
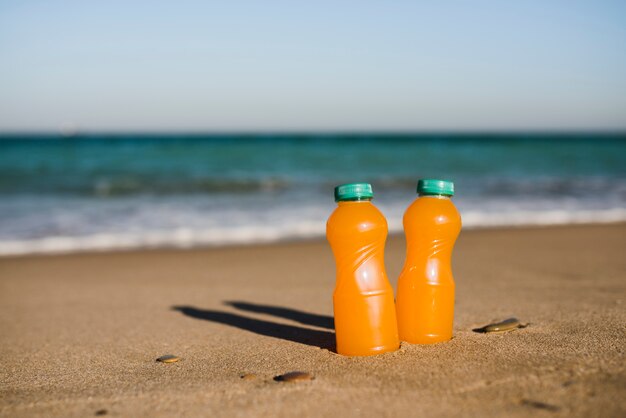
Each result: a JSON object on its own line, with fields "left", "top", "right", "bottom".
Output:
{"left": 0, "top": 224, "right": 625, "bottom": 417}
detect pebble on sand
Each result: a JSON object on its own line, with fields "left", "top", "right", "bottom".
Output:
{"left": 520, "top": 399, "right": 560, "bottom": 412}
{"left": 274, "top": 371, "right": 315, "bottom": 382}
{"left": 473, "top": 317, "right": 529, "bottom": 333}
{"left": 156, "top": 354, "right": 181, "bottom": 363}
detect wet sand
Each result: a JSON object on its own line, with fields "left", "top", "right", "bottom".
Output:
{"left": 0, "top": 224, "right": 625, "bottom": 417}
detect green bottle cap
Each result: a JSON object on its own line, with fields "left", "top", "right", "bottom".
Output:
{"left": 417, "top": 179, "right": 454, "bottom": 196}
{"left": 334, "top": 183, "right": 374, "bottom": 202}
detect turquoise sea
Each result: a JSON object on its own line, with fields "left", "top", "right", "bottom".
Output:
{"left": 0, "top": 133, "right": 625, "bottom": 255}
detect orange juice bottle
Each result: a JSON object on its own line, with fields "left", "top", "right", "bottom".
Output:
{"left": 326, "top": 183, "right": 399, "bottom": 356}
{"left": 396, "top": 179, "right": 461, "bottom": 344}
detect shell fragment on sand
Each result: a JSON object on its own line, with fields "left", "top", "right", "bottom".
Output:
{"left": 473, "top": 317, "right": 529, "bottom": 333}
{"left": 520, "top": 399, "right": 560, "bottom": 412}
{"left": 274, "top": 371, "right": 315, "bottom": 382}
{"left": 156, "top": 354, "right": 181, "bottom": 363}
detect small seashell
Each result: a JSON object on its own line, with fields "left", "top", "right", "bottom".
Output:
{"left": 473, "top": 317, "right": 529, "bottom": 333}
{"left": 156, "top": 354, "right": 181, "bottom": 363}
{"left": 274, "top": 371, "right": 314, "bottom": 382}
{"left": 520, "top": 399, "right": 560, "bottom": 412}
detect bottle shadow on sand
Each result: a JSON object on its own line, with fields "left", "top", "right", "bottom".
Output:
{"left": 223, "top": 300, "right": 335, "bottom": 330}
{"left": 171, "top": 302, "right": 335, "bottom": 350}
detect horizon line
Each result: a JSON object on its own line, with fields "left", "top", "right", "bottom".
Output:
{"left": 1, "top": 128, "right": 626, "bottom": 137}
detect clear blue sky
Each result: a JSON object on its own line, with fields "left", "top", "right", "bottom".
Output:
{"left": 1, "top": 0, "right": 625, "bottom": 132}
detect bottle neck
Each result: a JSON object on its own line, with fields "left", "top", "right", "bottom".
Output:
{"left": 418, "top": 193, "right": 452, "bottom": 199}
{"left": 337, "top": 197, "right": 373, "bottom": 204}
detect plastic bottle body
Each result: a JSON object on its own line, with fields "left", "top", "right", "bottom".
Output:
{"left": 396, "top": 195, "right": 461, "bottom": 344}
{"left": 326, "top": 200, "right": 399, "bottom": 356}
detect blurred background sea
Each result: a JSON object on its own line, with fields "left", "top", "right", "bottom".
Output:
{"left": 1, "top": 132, "right": 624, "bottom": 255}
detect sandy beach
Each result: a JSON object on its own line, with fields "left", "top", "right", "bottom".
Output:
{"left": 0, "top": 223, "right": 624, "bottom": 417}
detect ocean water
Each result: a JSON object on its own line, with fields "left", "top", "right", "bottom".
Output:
{"left": 0, "top": 133, "right": 625, "bottom": 255}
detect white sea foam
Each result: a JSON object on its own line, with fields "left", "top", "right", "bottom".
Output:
{"left": 0, "top": 207, "right": 624, "bottom": 256}
{"left": 460, "top": 207, "right": 626, "bottom": 228}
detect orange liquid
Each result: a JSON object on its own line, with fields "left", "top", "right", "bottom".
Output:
{"left": 396, "top": 195, "right": 461, "bottom": 344}
{"left": 326, "top": 200, "right": 399, "bottom": 356}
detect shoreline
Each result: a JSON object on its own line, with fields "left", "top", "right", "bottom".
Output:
{"left": 1, "top": 220, "right": 625, "bottom": 260}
